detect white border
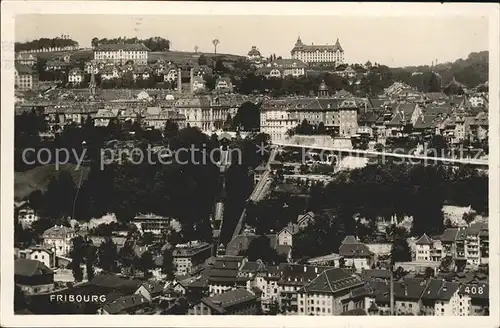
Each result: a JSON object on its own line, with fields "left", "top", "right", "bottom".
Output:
{"left": 1, "top": 2, "right": 499, "bottom": 328}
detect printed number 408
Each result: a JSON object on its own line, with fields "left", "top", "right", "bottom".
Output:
{"left": 464, "top": 286, "right": 484, "bottom": 295}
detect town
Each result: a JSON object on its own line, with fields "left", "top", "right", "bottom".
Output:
{"left": 14, "top": 33, "right": 489, "bottom": 316}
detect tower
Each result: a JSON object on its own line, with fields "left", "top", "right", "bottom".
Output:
{"left": 318, "top": 80, "right": 329, "bottom": 97}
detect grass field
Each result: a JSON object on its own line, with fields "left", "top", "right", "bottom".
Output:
{"left": 32, "top": 49, "right": 244, "bottom": 64}
{"left": 15, "top": 164, "right": 90, "bottom": 200}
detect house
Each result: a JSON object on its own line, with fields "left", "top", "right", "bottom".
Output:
{"left": 297, "top": 211, "right": 315, "bottom": 228}
{"left": 188, "top": 288, "right": 258, "bottom": 315}
{"left": 415, "top": 233, "right": 433, "bottom": 261}
{"left": 191, "top": 76, "right": 206, "bottom": 92}
{"left": 132, "top": 65, "right": 152, "bottom": 80}
{"left": 68, "top": 68, "right": 84, "bottom": 85}
{"left": 133, "top": 213, "right": 172, "bottom": 235}
{"left": 277, "top": 223, "right": 299, "bottom": 247}
{"left": 468, "top": 94, "right": 487, "bottom": 108}
{"left": 134, "top": 280, "right": 165, "bottom": 302}
{"left": 267, "top": 58, "right": 307, "bottom": 77}
{"left": 393, "top": 277, "right": 429, "bottom": 315}
{"left": 15, "top": 258, "right": 55, "bottom": 295}
{"left": 94, "top": 108, "right": 119, "bottom": 127}
{"left": 27, "top": 246, "right": 56, "bottom": 269}
{"left": 16, "top": 53, "right": 37, "bottom": 66}
{"left": 15, "top": 63, "right": 38, "bottom": 91}
{"left": 17, "top": 203, "right": 39, "bottom": 228}
{"left": 42, "top": 225, "right": 76, "bottom": 257}
{"left": 277, "top": 264, "right": 333, "bottom": 315}
{"left": 172, "top": 241, "right": 213, "bottom": 276}
{"left": 207, "top": 256, "right": 247, "bottom": 296}
{"left": 247, "top": 46, "right": 262, "bottom": 61}
{"left": 297, "top": 268, "right": 365, "bottom": 315}
{"left": 420, "top": 279, "right": 460, "bottom": 316}
{"left": 214, "top": 77, "right": 233, "bottom": 92}
{"left": 338, "top": 236, "right": 373, "bottom": 271}
{"left": 238, "top": 260, "right": 281, "bottom": 313}
{"left": 100, "top": 294, "right": 151, "bottom": 314}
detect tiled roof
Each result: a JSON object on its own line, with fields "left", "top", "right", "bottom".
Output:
{"left": 440, "top": 228, "right": 459, "bottom": 243}
{"left": 393, "top": 278, "right": 428, "bottom": 301}
{"left": 339, "top": 242, "right": 372, "bottom": 257}
{"left": 342, "top": 236, "right": 358, "bottom": 244}
{"left": 360, "top": 269, "right": 391, "bottom": 281}
{"left": 278, "top": 264, "right": 332, "bottom": 286}
{"left": 15, "top": 63, "right": 35, "bottom": 75}
{"left": 89, "top": 273, "right": 143, "bottom": 292}
{"left": 300, "top": 268, "right": 364, "bottom": 294}
{"left": 95, "top": 43, "right": 150, "bottom": 52}
{"left": 421, "top": 279, "right": 459, "bottom": 301}
{"left": 201, "top": 288, "right": 256, "bottom": 314}
{"left": 15, "top": 258, "right": 53, "bottom": 277}
{"left": 102, "top": 294, "right": 149, "bottom": 314}
{"left": 415, "top": 233, "right": 433, "bottom": 245}
{"left": 43, "top": 225, "right": 75, "bottom": 238}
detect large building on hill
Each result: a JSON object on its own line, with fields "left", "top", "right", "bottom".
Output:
{"left": 94, "top": 43, "right": 149, "bottom": 65}
{"left": 291, "top": 36, "right": 345, "bottom": 66}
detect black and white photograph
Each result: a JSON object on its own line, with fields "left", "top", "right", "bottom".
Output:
{"left": 1, "top": 2, "right": 499, "bottom": 328}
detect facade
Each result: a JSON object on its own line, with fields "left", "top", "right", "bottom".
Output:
{"left": 27, "top": 247, "right": 56, "bottom": 269}
{"left": 143, "top": 109, "right": 187, "bottom": 130}
{"left": 415, "top": 233, "right": 433, "bottom": 261}
{"left": 175, "top": 96, "right": 233, "bottom": 132}
{"left": 238, "top": 260, "right": 281, "bottom": 313}
{"left": 214, "top": 77, "right": 233, "bottom": 92}
{"left": 266, "top": 59, "right": 307, "bottom": 77}
{"left": 16, "top": 53, "right": 37, "bottom": 67}
{"left": 420, "top": 280, "right": 460, "bottom": 316}
{"left": 68, "top": 68, "right": 84, "bottom": 84}
{"left": 291, "top": 36, "right": 345, "bottom": 65}
{"left": 94, "top": 43, "right": 149, "bottom": 65}
{"left": 133, "top": 214, "right": 172, "bottom": 235}
{"left": 17, "top": 204, "right": 39, "bottom": 228}
{"left": 15, "top": 63, "right": 38, "bottom": 91}
{"left": 338, "top": 236, "right": 373, "bottom": 271}
{"left": 172, "top": 241, "right": 213, "bottom": 276}
{"left": 207, "top": 256, "right": 247, "bottom": 296}
{"left": 297, "top": 268, "right": 365, "bottom": 315}
{"left": 94, "top": 108, "right": 119, "bottom": 127}
{"left": 42, "top": 225, "right": 76, "bottom": 257}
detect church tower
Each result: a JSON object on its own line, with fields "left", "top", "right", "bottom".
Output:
{"left": 318, "top": 80, "right": 329, "bottom": 97}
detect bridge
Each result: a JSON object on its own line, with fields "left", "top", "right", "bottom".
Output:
{"left": 272, "top": 141, "right": 489, "bottom": 168}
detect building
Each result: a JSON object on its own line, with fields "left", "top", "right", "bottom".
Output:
{"left": 191, "top": 76, "right": 206, "bottom": 93}
{"left": 68, "top": 68, "right": 84, "bottom": 85}
{"left": 291, "top": 36, "right": 345, "bottom": 65}
{"left": 172, "top": 241, "right": 213, "bottom": 276}
{"left": 297, "top": 268, "right": 365, "bottom": 315}
{"left": 15, "top": 63, "right": 38, "bottom": 91}
{"left": 175, "top": 96, "right": 233, "bottom": 132}
{"left": 458, "top": 283, "right": 489, "bottom": 316}
{"left": 94, "top": 43, "right": 149, "bottom": 65}
{"left": 188, "top": 288, "right": 258, "bottom": 315}
{"left": 100, "top": 294, "right": 151, "bottom": 315}
{"left": 25, "top": 246, "right": 56, "bottom": 269}
{"left": 278, "top": 264, "right": 333, "bottom": 315}
{"left": 16, "top": 53, "right": 37, "bottom": 66}
{"left": 207, "top": 256, "right": 247, "bottom": 296}
{"left": 266, "top": 59, "right": 307, "bottom": 77}
{"left": 94, "top": 108, "right": 119, "bottom": 127}
{"left": 143, "top": 108, "right": 187, "bottom": 130}
{"left": 133, "top": 214, "right": 172, "bottom": 235}
{"left": 42, "top": 225, "right": 76, "bottom": 257}
{"left": 15, "top": 258, "right": 55, "bottom": 295}
{"left": 238, "top": 260, "right": 281, "bottom": 313}
{"left": 17, "top": 203, "right": 39, "bottom": 228}
{"left": 420, "top": 279, "right": 460, "bottom": 316}
{"left": 259, "top": 99, "right": 298, "bottom": 141}
{"left": 247, "top": 46, "right": 262, "bottom": 62}
{"left": 338, "top": 236, "right": 373, "bottom": 271}
{"left": 393, "top": 277, "right": 429, "bottom": 315}
{"left": 415, "top": 233, "right": 433, "bottom": 261}
{"left": 214, "top": 77, "right": 233, "bottom": 92}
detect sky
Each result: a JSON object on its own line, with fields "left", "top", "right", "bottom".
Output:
{"left": 15, "top": 14, "right": 489, "bottom": 67}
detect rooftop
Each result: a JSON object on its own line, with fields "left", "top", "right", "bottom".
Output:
{"left": 15, "top": 258, "right": 53, "bottom": 277}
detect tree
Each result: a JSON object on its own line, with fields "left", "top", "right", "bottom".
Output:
{"left": 98, "top": 237, "right": 118, "bottom": 273}
{"left": 85, "top": 244, "right": 97, "bottom": 281}
{"left": 28, "top": 190, "right": 44, "bottom": 214}
{"left": 240, "top": 235, "right": 283, "bottom": 265}
{"left": 390, "top": 235, "right": 412, "bottom": 264}
{"left": 91, "top": 37, "right": 99, "bottom": 49}
{"left": 138, "top": 250, "right": 154, "bottom": 277}
{"left": 462, "top": 211, "right": 476, "bottom": 225}
{"left": 161, "top": 247, "right": 175, "bottom": 280}
{"left": 212, "top": 39, "right": 220, "bottom": 54}
{"left": 232, "top": 102, "right": 260, "bottom": 131}
{"left": 118, "top": 239, "right": 138, "bottom": 275}
{"left": 339, "top": 257, "right": 346, "bottom": 268}
{"left": 424, "top": 266, "right": 434, "bottom": 279}
{"left": 69, "top": 236, "right": 86, "bottom": 282}
{"left": 142, "top": 232, "right": 154, "bottom": 245}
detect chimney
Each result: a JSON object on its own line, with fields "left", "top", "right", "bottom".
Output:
{"left": 190, "top": 68, "right": 194, "bottom": 94}
{"left": 303, "top": 266, "right": 307, "bottom": 272}
{"left": 177, "top": 68, "right": 182, "bottom": 93}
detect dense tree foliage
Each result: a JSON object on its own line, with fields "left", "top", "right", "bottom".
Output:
{"left": 15, "top": 37, "right": 79, "bottom": 52}
{"left": 91, "top": 37, "right": 170, "bottom": 51}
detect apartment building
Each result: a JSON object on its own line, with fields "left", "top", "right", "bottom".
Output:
{"left": 238, "top": 260, "right": 281, "bottom": 313}
{"left": 42, "top": 225, "right": 76, "bottom": 257}
{"left": 94, "top": 43, "right": 149, "bottom": 65}
{"left": 15, "top": 63, "right": 38, "bottom": 91}
{"left": 133, "top": 214, "right": 172, "bottom": 235}
{"left": 172, "top": 241, "right": 213, "bottom": 276}
{"left": 297, "top": 268, "right": 365, "bottom": 315}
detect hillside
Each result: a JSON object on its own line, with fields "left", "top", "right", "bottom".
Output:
{"left": 393, "top": 51, "right": 488, "bottom": 87}
{"left": 15, "top": 164, "right": 90, "bottom": 200}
